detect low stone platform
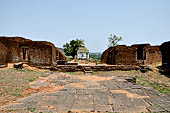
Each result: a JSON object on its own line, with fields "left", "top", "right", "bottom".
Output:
{"left": 39, "top": 65, "right": 138, "bottom": 72}
{"left": 1, "top": 73, "right": 170, "bottom": 113}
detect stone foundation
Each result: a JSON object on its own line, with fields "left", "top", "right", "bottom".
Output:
{"left": 38, "top": 65, "right": 138, "bottom": 72}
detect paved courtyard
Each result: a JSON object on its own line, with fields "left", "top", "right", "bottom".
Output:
{"left": 1, "top": 72, "right": 170, "bottom": 113}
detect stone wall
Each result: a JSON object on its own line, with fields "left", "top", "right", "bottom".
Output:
{"left": 0, "top": 36, "right": 66, "bottom": 66}
{"left": 101, "top": 47, "right": 114, "bottom": 64}
{"left": 101, "top": 44, "right": 162, "bottom": 66}
{"left": 160, "top": 41, "right": 170, "bottom": 73}
{"left": 0, "top": 42, "right": 7, "bottom": 66}
{"left": 114, "top": 45, "right": 137, "bottom": 65}
{"left": 39, "top": 65, "right": 138, "bottom": 72}
{"left": 56, "top": 49, "right": 66, "bottom": 61}
{"left": 0, "top": 37, "right": 31, "bottom": 63}
{"left": 28, "top": 41, "right": 54, "bottom": 66}
{"left": 145, "top": 46, "right": 162, "bottom": 65}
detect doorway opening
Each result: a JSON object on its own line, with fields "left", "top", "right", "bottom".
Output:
{"left": 137, "top": 48, "right": 146, "bottom": 60}
{"left": 21, "top": 46, "right": 29, "bottom": 61}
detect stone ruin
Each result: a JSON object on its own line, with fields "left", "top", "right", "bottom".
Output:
{"left": 160, "top": 41, "right": 170, "bottom": 73}
{"left": 0, "top": 42, "right": 7, "bottom": 67}
{"left": 101, "top": 44, "right": 162, "bottom": 66}
{"left": 0, "top": 36, "right": 66, "bottom": 67}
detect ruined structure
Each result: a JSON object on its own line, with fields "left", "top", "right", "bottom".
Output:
{"left": 0, "top": 42, "right": 7, "bottom": 67}
{"left": 0, "top": 37, "right": 66, "bottom": 66}
{"left": 57, "top": 48, "right": 66, "bottom": 60}
{"left": 160, "top": 41, "right": 170, "bottom": 73}
{"left": 101, "top": 44, "right": 161, "bottom": 65}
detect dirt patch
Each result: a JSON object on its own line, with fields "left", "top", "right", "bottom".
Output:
{"left": 22, "top": 85, "right": 65, "bottom": 96}
{"left": 78, "top": 76, "right": 113, "bottom": 82}
{"left": 22, "top": 88, "right": 38, "bottom": 96}
{"left": 38, "top": 85, "right": 65, "bottom": 92}
{"left": 0, "top": 95, "right": 16, "bottom": 106}
{"left": 70, "top": 83, "right": 85, "bottom": 88}
{"left": 0, "top": 63, "right": 13, "bottom": 70}
{"left": 42, "top": 105, "right": 55, "bottom": 109}
{"left": 23, "top": 64, "right": 48, "bottom": 72}
{"left": 111, "top": 89, "right": 149, "bottom": 99}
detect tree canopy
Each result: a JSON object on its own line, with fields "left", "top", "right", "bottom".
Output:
{"left": 108, "top": 34, "right": 122, "bottom": 47}
{"left": 63, "top": 39, "right": 84, "bottom": 58}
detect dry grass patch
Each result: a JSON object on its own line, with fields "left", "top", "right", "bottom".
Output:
{"left": 136, "top": 71, "right": 170, "bottom": 95}
{"left": 0, "top": 68, "right": 45, "bottom": 106}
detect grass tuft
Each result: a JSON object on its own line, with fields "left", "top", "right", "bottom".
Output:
{"left": 136, "top": 76, "right": 170, "bottom": 95}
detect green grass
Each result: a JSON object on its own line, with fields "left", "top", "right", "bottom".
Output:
{"left": 136, "top": 76, "right": 170, "bottom": 96}
{"left": 67, "top": 57, "right": 73, "bottom": 61}
{"left": 8, "top": 88, "right": 22, "bottom": 97}
{"left": 9, "top": 92, "right": 22, "bottom": 97}
{"left": 27, "top": 107, "right": 35, "bottom": 112}
{"left": 28, "top": 77, "right": 35, "bottom": 82}
{"left": 65, "top": 72, "right": 74, "bottom": 74}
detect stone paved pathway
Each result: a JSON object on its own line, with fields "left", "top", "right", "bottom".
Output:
{"left": 1, "top": 72, "right": 170, "bottom": 113}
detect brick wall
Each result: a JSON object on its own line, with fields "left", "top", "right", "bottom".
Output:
{"left": 28, "top": 42, "right": 53, "bottom": 66}
{"left": 101, "top": 47, "right": 114, "bottom": 64}
{"left": 145, "top": 46, "right": 162, "bottom": 65}
{"left": 0, "top": 37, "right": 31, "bottom": 63}
{"left": 101, "top": 44, "right": 162, "bottom": 66}
{"left": 0, "top": 37, "right": 66, "bottom": 66}
{"left": 0, "top": 42, "right": 7, "bottom": 66}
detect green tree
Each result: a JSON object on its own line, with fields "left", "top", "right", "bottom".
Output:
{"left": 63, "top": 39, "right": 84, "bottom": 58}
{"left": 108, "top": 34, "right": 122, "bottom": 47}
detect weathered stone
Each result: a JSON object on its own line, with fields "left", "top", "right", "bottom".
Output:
{"left": 144, "top": 97, "right": 166, "bottom": 106}
{"left": 75, "top": 95, "right": 93, "bottom": 104}
{"left": 140, "top": 65, "right": 152, "bottom": 73}
{"left": 0, "top": 37, "right": 66, "bottom": 66}
{"left": 0, "top": 42, "right": 7, "bottom": 66}
{"left": 94, "top": 105, "right": 113, "bottom": 112}
{"left": 131, "top": 85, "right": 143, "bottom": 89}
{"left": 93, "top": 95, "right": 109, "bottom": 105}
{"left": 71, "top": 104, "right": 94, "bottom": 112}
{"left": 30, "top": 81, "right": 49, "bottom": 89}
{"left": 124, "top": 76, "right": 136, "bottom": 84}
{"left": 53, "top": 65, "right": 137, "bottom": 72}
{"left": 147, "top": 105, "right": 167, "bottom": 112}
{"left": 101, "top": 44, "right": 161, "bottom": 65}
{"left": 40, "top": 73, "right": 51, "bottom": 77}
{"left": 130, "top": 98, "right": 150, "bottom": 107}
{"left": 1, "top": 73, "right": 170, "bottom": 113}
{"left": 113, "top": 106, "right": 149, "bottom": 112}
{"left": 113, "top": 106, "right": 130, "bottom": 112}
{"left": 159, "top": 94, "right": 170, "bottom": 102}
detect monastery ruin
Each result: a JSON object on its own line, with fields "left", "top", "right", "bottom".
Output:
{"left": 0, "top": 37, "right": 66, "bottom": 67}
{"left": 101, "top": 44, "right": 162, "bottom": 65}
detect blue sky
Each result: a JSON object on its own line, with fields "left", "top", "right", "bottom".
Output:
{"left": 0, "top": 0, "right": 170, "bottom": 52}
